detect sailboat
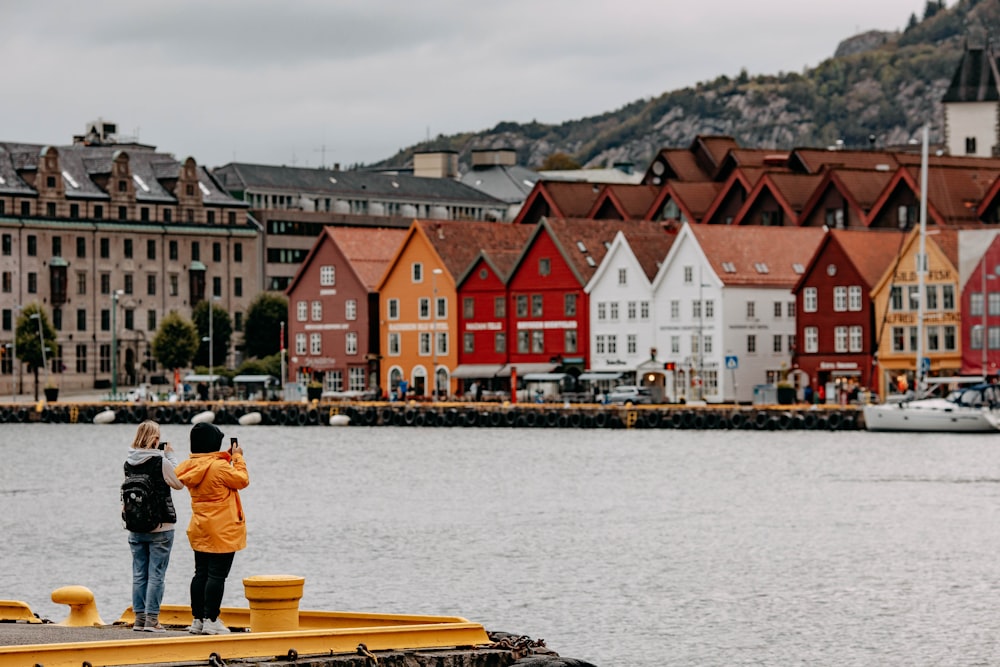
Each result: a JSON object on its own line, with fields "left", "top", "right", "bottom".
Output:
{"left": 863, "top": 126, "right": 1000, "bottom": 432}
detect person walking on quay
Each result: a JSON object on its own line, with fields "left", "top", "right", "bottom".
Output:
{"left": 122, "top": 420, "right": 182, "bottom": 633}
{"left": 175, "top": 422, "right": 250, "bottom": 635}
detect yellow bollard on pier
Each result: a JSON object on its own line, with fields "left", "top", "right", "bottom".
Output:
{"left": 50, "top": 585, "right": 105, "bottom": 626}
{"left": 242, "top": 575, "right": 305, "bottom": 632}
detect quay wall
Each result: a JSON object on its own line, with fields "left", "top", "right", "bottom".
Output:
{"left": 0, "top": 400, "right": 865, "bottom": 431}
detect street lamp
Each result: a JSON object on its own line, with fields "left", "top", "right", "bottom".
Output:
{"left": 30, "top": 312, "right": 49, "bottom": 397}
{"left": 111, "top": 289, "right": 124, "bottom": 399}
{"left": 432, "top": 268, "right": 443, "bottom": 401}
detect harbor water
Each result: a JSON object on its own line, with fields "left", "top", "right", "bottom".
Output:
{"left": 3, "top": 424, "right": 1000, "bottom": 666}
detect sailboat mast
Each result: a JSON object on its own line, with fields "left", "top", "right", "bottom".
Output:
{"left": 915, "top": 124, "right": 929, "bottom": 393}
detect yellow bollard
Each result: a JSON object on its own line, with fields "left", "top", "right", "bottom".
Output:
{"left": 51, "top": 585, "right": 105, "bottom": 626}
{"left": 242, "top": 575, "right": 305, "bottom": 632}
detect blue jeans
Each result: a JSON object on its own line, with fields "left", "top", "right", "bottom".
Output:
{"left": 129, "top": 530, "right": 174, "bottom": 617}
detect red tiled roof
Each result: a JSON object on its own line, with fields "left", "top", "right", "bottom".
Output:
{"left": 790, "top": 149, "right": 900, "bottom": 173}
{"left": 694, "top": 135, "right": 740, "bottom": 169}
{"left": 325, "top": 227, "right": 409, "bottom": 289}
{"left": 830, "top": 169, "right": 895, "bottom": 210}
{"left": 593, "top": 184, "right": 661, "bottom": 219}
{"left": 688, "top": 225, "right": 825, "bottom": 287}
{"left": 416, "top": 220, "right": 531, "bottom": 279}
{"left": 662, "top": 150, "right": 712, "bottom": 181}
{"left": 829, "top": 229, "right": 908, "bottom": 287}
{"left": 541, "top": 218, "right": 669, "bottom": 286}
{"left": 539, "top": 180, "right": 604, "bottom": 217}
{"left": 764, "top": 173, "right": 826, "bottom": 211}
{"left": 916, "top": 165, "right": 998, "bottom": 226}
{"left": 622, "top": 226, "right": 678, "bottom": 280}
{"left": 664, "top": 181, "right": 723, "bottom": 220}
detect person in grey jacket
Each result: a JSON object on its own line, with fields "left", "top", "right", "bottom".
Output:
{"left": 125, "top": 420, "right": 183, "bottom": 632}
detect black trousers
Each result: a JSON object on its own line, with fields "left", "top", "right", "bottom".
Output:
{"left": 190, "top": 551, "right": 235, "bottom": 621}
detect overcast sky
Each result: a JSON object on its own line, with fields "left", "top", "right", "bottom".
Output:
{"left": 3, "top": 0, "right": 927, "bottom": 169}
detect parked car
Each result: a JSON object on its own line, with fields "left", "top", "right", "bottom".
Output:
{"left": 606, "top": 385, "right": 653, "bottom": 405}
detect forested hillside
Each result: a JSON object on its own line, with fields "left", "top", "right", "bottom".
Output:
{"left": 373, "top": 0, "right": 1000, "bottom": 172}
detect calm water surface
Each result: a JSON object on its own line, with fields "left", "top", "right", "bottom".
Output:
{"left": 3, "top": 424, "right": 1000, "bottom": 666}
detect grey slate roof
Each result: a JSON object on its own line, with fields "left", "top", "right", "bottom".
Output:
{"left": 212, "top": 162, "right": 504, "bottom": 205}
{"left": 0, "top": 149, "right": 35, "bottom": 195}
{"left": 460, "top": 164, "right": 539, "bottom": 203}
{"left": 0, "top": 141, "right": 246, "bottom": 207}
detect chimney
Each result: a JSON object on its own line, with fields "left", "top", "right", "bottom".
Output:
{"left": 414, "top": 150, "right": 458, "bottom": 179}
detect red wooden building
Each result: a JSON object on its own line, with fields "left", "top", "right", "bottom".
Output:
{"left": 961, "top": 233, "right": 1000, "bottom": 378}
{"left": 792, "top": 229, "right": 905, "bottom": 398}
{"left": 285, "top": 226, "right": 406, "bottom": 395}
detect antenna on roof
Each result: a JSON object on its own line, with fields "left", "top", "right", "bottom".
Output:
{"left": 315, "top": 144, "right": 332, "bottom": 170}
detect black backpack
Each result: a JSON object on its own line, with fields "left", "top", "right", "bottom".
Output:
{"left": 121, "top": 469, "right": 160, "bottom": 533}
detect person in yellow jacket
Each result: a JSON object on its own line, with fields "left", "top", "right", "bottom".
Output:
{"left": 175, "top": 422, "right": 249, "bottom": 635}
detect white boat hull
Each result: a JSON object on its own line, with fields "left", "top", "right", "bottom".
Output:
{"left": 329, "top": 414, "right": 351, "bottom": 427}
{"left": 863, "top": 401, "right": 999, "bottom": 433}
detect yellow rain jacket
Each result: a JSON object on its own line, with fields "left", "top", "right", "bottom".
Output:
{"left": 175, "top": 451, "right": 249, "bottom": 553}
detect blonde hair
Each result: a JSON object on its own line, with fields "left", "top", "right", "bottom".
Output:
{"left": 131, "top": 420, "right": 161, "bottom": 450}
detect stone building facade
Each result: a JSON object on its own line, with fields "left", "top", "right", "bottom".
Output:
{"left": 0, "top": 122, "right": 257, "bottom": 396}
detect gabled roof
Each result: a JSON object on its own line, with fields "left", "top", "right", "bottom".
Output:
{"left": 797, "top": 168, "right": 896, "bottom": 227}
{"left": 698, "top": 168, "right": 764, "bottom": 225}
{"left": 642, "top": 148, "right": 713, "bottom": 184}
{"left": 732, "top": 172, "right": 825, "bottom": 225}
{"left": 416, "top": 220, "right": 533, "bottom": 283}
{"left": 512, "top": 180, "right": 604, "bottom": 225}
{"left": 691, "top": 135, "right": 740, "bottom": 174}
{"left": 285, "top": 226, "right": 408, "bottom": 295}
{"left": 621, "top": 225, "right": 678, "bottom": 281}
{"left": 870, "top": 227, "right": 960, "bottom": 296}
{"left": 795, "top": 229, "right": 907, "bottom": 292}
{"left": 868, "top": 164, "right": 1000, "bottom": 228}
{"left": 645, "top": 181, "right": 723, "bottom": 223}
{"left": 688, "top": 225, "right": 825, "bottom": 287}
{"left": 586, "top": 184, "right": 661, "bottom": 220}
{"left": 454, "top": 225, "right": 535, "bottom": 286}
{"left": 512, "top": 218, "right": 668, "bottom": 288}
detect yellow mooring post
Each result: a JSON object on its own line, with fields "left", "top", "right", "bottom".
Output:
{"left": 50, "top": 586, "right": 104, "bottom": 626}
{"left": 242, "top": 575, "right": 305, "bottom": 632}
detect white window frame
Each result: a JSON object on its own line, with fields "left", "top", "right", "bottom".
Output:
{"left": 388, "top": 332, "right": 401, "bottom": 356}
{"left": 848, "top": 285, "right": 862, "bottom": 311}
{"left": 319, "top": 265, "right": 335, "bottom": 286}
{"left": 345, "top": 299, "right": 357, "bottom": 320}
{"left": 412, "top": 262, "right": 423, "bottom": 283}
{"left": 803, "top": 287, "right": 817, "bottom": 313}
{"left": 311, "top": 300, "right": 322, "bottom": 321}
{"left": 833, "top": 286, "right": 847, "bottom": 312}
{"left": 309, "top": 332, "right": 322, "bottom": 355}
{"left": 834, "top": 326, "right": 848, "bottom": 353}
{"left": 345, "top": 331, "right": 358, "bottom": 355}
{"left": 296, "top": 300, "right": 307, "bottom": 321}
{"left": 295, "top": 332, "right": 306, "bottom": 355}
{"left": 804, "top": 327, "right": 818, "bottom": 353}
{"left": 849, "top": 325, "right": 863, "bottom": 353}
{"left": 388, "top": 298, "right": 399, "bottom": 320}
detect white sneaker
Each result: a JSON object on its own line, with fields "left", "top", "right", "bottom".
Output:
{"left": 202, "top": 618, "right": 230, "bottom": 635}
{"left": 186, "top": 618, "right": 204, "bottom": 634}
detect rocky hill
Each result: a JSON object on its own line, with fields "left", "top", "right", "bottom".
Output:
{"left": 374, "top": 0, "right": 1000, "bottom": 172}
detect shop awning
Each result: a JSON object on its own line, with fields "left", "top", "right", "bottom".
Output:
{"left": 233, "top": 374, "right": 278, "bottom": 385}
{"left": 496, "top": 363, "right": 558, "bottom": 377}
{"left": 450, "top": 364, "right": 503, "bottom": 379}
{"left": 184, "top": 374, "right": 223, "bottom": 383}
{"left": 578, "top": 371, "right": 624, "bottom": 381}
{"left": 523, "top": 373, "right": 569, "bottom": 382}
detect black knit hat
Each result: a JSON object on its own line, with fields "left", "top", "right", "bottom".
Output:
{"left": 190, "top": 422, "right": 224, "bottom": 453}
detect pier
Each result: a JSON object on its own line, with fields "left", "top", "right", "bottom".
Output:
{"left": 0, "top": 400, "right": 864, "bottom": 431}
